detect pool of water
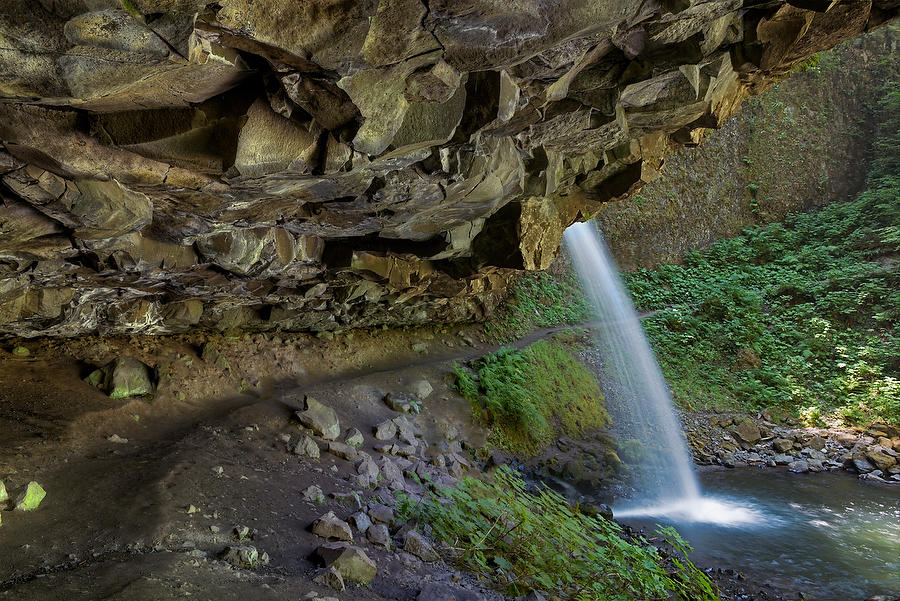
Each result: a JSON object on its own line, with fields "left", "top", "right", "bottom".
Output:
{"left": 616, "top": 469, "right": 900, "bottom": 601}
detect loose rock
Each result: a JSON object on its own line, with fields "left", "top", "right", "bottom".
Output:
{"left": 15, "top": 481, "right": 46, "bottom": 511}
{"left": 293, "top": 435, "right": 321, "bottom": 459}
{"left": 296, "top": 396, "right": 341, "bottom": 440}
{"left": 404, "top": 530, "right": 439, "bottom": 562}
{"left": 344, "top": 428, "right": 364, "bottom": 448}
{"left": 303, "top": 485, "right": 325, "bottom": 503}
{"left": 312, "top": 511, "right": 354, "bottom": 542}
{"left": 222, "top": 545, "right": 269, "bottom": 568}
{"left": 373, "top": 419, "right": 397, "bottom": 440}
{"left": 314, "top": 543, "right": 377, "bottom": 584}
{"left": 313, "top": 566, "right": 346, "bottom": 591}
{"left": 366, "top": 523, "right": 391, "bottom": 549}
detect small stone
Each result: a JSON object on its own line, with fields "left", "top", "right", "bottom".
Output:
{"left": 222, "top": 545, "right": 268, "bottom": 568}
{"left": 366, "top": 523, "right": 391, "bottom": 549}
{"left": 772, "top": 438, "right": 793, "bottom": 453}
{"left": 11, "top": 346, "right": 29, "bottom": 357}
{"left": 295, "top": 396, "right": 341, "bottom": 440}
{"left": 234, "top": 525, "right": 251, "bottom": 541}
{"left": 302, "top": 485, "right": 325, "bottom": 503}
{"left": 410, "top": 379, "right": 433, "bottom": 399}
{"left": 314, "top": 543, "right": 377, "bottom": 584}
{"left": 349, "top": 511, "right": 372, "bottom": 534}
{"left": 293, "top": 435, "right": 321, "bottom": 459}
{"left": 373, "top": 420, "right": 397, "bottom": 441}
{"left": 404, "top": 530, "right": 439, "bottom": 562}
{"left": 312, "top": 511, "right": 353, "bottom": 542}
{"left": 187, "top": 504, "right": 199, "bottom": 514}
{"left": 411, "top": 342, "right": 428, "bottom": 354}
{"left": 0, "top": 480, "right": 8, "bottom": 503}
{"left": 367, "top": 503, "right": 394, "bottom": 525}
{"left": 327, "top": 442, "right": 358, "bottom": 461}
{"left": 14, "top": 482, "right": 46, "bottom": 511}
{"left": 344, "top": 428, "right": 364, "bottom": 448}
{"left": 313, "top": 566, "right": 346, "bottom": 591}
{"left": 212, "top": 466, "right": 224, "bottom": 476}
{"left": 107, "top": 434, "right": 128, "bottom": 444}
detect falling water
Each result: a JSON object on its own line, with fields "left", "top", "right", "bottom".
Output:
{"left": 564, "top": 221, "right": 701, "bottom": 504}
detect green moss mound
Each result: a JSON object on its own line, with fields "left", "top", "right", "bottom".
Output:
{"left": 454, "top": 339, "right": 608, "bottom": 454}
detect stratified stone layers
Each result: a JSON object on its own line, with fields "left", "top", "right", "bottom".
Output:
{"left": 0, "top": 1, "right": 895, "bottom": 336}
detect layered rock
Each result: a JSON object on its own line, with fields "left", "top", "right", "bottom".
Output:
{"left": 0, "top": 1, "right": 896, "bottom": 336}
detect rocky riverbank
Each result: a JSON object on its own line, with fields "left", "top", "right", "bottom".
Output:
{"left": 683, "top": 410, "right": 900, "bottom": 484}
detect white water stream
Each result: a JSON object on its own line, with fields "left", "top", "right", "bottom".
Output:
{"left": 564, "top": 221, "right": 755, "bottom": 525}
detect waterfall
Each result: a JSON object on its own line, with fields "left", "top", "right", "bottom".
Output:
{"left": 564, "top": 221, "right": 701, "bottom": 504}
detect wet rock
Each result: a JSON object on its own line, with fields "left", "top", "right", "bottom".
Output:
{"left": 850, "top": 457, "right": 876, "bottom": 474}
{"left": 14, "top": 481, "right": 46, "bottom": 511}
{"left": 221, "top": 545, "right": 269, "bottom": 568}
{"left": 404, "top": 530, "right": 439, "bottom": 562}
{"left": 302, "top": 485, "right": 325, "bottom": 503}
{"left": 296, "top": 397, "right": 341, "bottom": 441}
{"left": 313, "top": 566, "right": 346, "bottom": 591}
{"left": 312, "top": 511, "right": 353, "bottom": 542}
{"left": 373, "top": 419, "right": 398, "bottom": 441}
{"left": 293, "top": 435, "right": 321, "bottom": 459}
{"left": 366, "top": 523, "right": 391, "bottom": 549}
{"left": 788, "top": 460, "right": 809, "bottom": 473}
{"left": 314, "top": 543, "right": 377, "bottom": 584}
{"left": 344, "top": 428, "right": 364, "bottom": 448}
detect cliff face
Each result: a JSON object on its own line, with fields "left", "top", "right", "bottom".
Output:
{"left": 597, "top": 24, "right": 900, "bottom": 270}
{"left": 0, "top": 1, "right": 897, "bottom": 337}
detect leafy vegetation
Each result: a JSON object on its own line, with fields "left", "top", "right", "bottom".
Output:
{"left": 396, "top": 466, "right": 721, "bottom": 601}
{"left": 483, "top": 271, "right": 593, "bottom": 343}
{"left": 453, "top": 339, "right": 608, "bottom": 454}
{"left": 625, "top": 78, "right": 900, "bottom": 425}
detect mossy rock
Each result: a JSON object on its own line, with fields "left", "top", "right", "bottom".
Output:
{"left": 108, "top": 357, "right": 153, "bottom": 398}
{"left": 11, "top": 346, "right": 29, "bottom": 357}
{"left": 15, "top": 481, "right": 46, "bottom": 511}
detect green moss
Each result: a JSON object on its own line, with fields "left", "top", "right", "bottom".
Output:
{"left": 454, "top": 339, "right": 608, "bottom": 455}
{"left": 15, "top": 481, "right": 46, "bottom": 511}
{"left": 11, "top": 346, "right": 29, "bottom": 357}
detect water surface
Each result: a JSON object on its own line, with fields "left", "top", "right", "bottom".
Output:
{"left": 618, "top": 469, "right": 900, "bottom": 600}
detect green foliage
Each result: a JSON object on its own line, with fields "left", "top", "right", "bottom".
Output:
{"left": 484, "top": 272, "right": 592, "bottom": 343}
{"left": 396, "top": 466, "right": 721, "bottom": 601}
{"left": 454, "top": 340, "right": 608, "bottom": 454}
{"left": 625, "top": 80, "right": 900, "bottom": 424}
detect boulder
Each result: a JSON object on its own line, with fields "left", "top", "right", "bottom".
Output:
{"left": 733, "top": 419, "right": 761, "bottom": 445}
{"left": 314, "top": 543, "right": 377, "bottom": 584}
{"left": 772, "top": 438, "right": 793, "bottom": 453}
{"left": 787, "top": 460, "right": 809, "bottom": 473}
{"left": 14, "top": 481, "right": 46, "bottom": 511}
{"left": 367, "top": 503, "right": 394, "bottom": 525}
{"left": 851, "top": 457, "right": 876, "bottom": 474}
{"left": 86, "top": 356, "right": 154, "bottom": 399}
{"left": 295, "top": 397, "right": 341, "bottom": 440}
{"left": 0, "top": 480, "right": 7, "bottom": 504}
{"left": 866, "top": 450, "right": 897, "bottom": 471}
{"left": 312, "top": 511, "right": 354, "bottom": 542}
{"left": 404, "top": 530, "right": 439, "bottom": 562}
{"left": 366, "top": 523, "right": 391, "bottom": 549}
{"left": 344, "top": 428, "right": 364, "bottom": 448}
{"left": 349, "top": 511, "right": 372, "bottom": 534}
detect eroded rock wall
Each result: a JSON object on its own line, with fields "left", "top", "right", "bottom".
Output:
{"left": 596, "top": 23, "right": 900, "bottom": 270}
{"left": 0, "top": 0, "right": 897, "bottom": 336}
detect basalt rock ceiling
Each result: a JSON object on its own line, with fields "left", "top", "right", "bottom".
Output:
{"left": 0, "top": 0, "right": 896, "bottom": 337}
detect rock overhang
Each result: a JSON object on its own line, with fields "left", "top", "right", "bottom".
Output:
{"left": 0, "top": 0, "right": 896, "bottom": 336}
